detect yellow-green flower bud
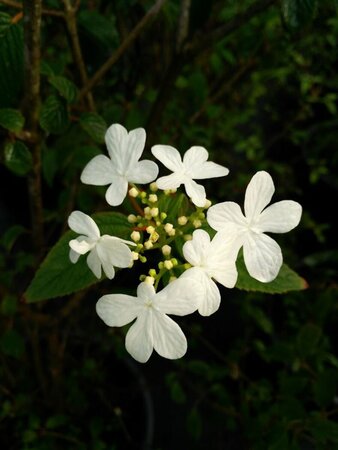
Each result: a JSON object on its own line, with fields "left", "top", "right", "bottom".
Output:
{"left": 161, "top": 245, "right": 171, "bottom": 256}
{"left": 164, "top": 223, "right": 174, "bottom": 234}
{"left": 146, "top": 225, "right": 155, "bottom": 234}
{"left": 131, "top": 231, "right": 141, "bottom": 242}
{"left": 145, "top": 276, "right": 155, "bottom": 285}
{"left": 150, "top": 232, "right": 160, "bottom": 243}
{"left": 144, "top": 240, "right": 153, "bottom": 250}
{"left": 149, "top": 194, "right": 158, "bottom": 203}
{"left": 164, "top": 260, "right": 174, "bottom": 270}
{"left": 193, "top": 219, "right": 202, "bottom": 228}
{"left": 129, "top": 187, "right": 139, "bottom": 198}
{"left": 131, "top": 251, "right": 139, "bottom": 260}
{"left": 150, "top": 207, "right": 159, "bottom": 217}
{"left": 150, "top": 182, "right": 158, "bottom": 192}
{"left": 160, "top": 212, "right": 167, "bottom": 220}
{"left": 178, "top": 216, "right": 188, "bottom": 226}
{"left": 128, "top": 214, "right": 137, "bottom": 223}
{"left": 171, "top": 258, "right": 178, "bottom": 266}
{"left": 149, "top": 268, "right": 157, "bottom": 277}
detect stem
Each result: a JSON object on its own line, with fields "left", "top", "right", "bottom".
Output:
{"left": 62, "top": 0, "right": 96, "bottom": 111}
{"left": 22, "top": 0, "right": 44, "bottom": 255}
{"left": 79, "top": 0, "right": 166, "bottom": 100}
{"left": 0, "top": 0, "right": 64, "bottom": 17}
{"left": 176, "top": 0, "right": 191, "bottom": 51}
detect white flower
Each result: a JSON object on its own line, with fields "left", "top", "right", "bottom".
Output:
{"left": 68, "top": 211, "right": 135, "bottom": 279}
{"left": 182, "top": 229, "right": 238, "bottom": 316}
{"left": 81, "top": 124, "right": 159, "bottom": 206}
{"left": 96, "top": 280, "right": 199, "bottom": 363}
{"left": 151, "top": 145, "right": 229, "bottom": 207}
{"left": 207, "top": 171, "right": 302, "bottom": 283}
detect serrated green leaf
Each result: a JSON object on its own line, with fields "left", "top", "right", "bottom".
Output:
{"left": 282, "top": 0, "right": 318, "bottom": 29}
{"left": 49, "top": 76, "right": 78, "bottom": 103}
{"left": 25, "top": 212, "right": 133, "bottom": 302}
{"left": 39, "top": 95, "right": 70, "bottom": 134}
{"left": 79, "top": 112, "right": 107, "bottom": 143}
{"left": 0, "top": 16, "right": 24, "bottom": 107}
{"left": 3, "top": 141, "right": 33, "bottom": 176}
{"left": 236, "top": 252, "right": 307, "bottom": 293}
{"left": 0, "top": 108, "right": 24, "bottom": 132}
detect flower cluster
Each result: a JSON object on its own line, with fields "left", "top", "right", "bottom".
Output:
{"left": 69, "top": 123, "right": 302, "bottom": 363}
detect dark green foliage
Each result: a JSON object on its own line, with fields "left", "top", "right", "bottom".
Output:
{"left": 0, "top": 1, "right": 337, "bottom": 449}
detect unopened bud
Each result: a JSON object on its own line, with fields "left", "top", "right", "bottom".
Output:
{"left": 149, "top": 194, "right": 158, "bottom": 203}
{"left": 193, "top": 219, "right": 202, "bottom": 228}
{"left": 149, "top": 269, "right": 157, "bottom": 277}
{"left": 131, "top": 231, "right": 141, "bottom": 242}
{"left": 150, "top": 182, "right": 158, "bottom": 192}
{"left": 164, "top": 223, "right": 174, "bottom": 234}
{"left": 204, "top": 199, "right": 212, "bottom": 209}
{"left": 150, "top": 232, "right": 160, "bottom": 243}
{"left": 128, "top": 214, "right": 137, "bottom": 223}
{"left": 146, "top": 225, "right": 155, "bottom": 234}
{"left": 131, "top": 251, "right": 139, "bottom": 260}
{"left": 150, "top": 207, "right": 159, "bottom": 217}
{"left": 164, "top": 260, "right": 174, "bottom": 270}
{"left": 129, "top": 187, "right": 139, "bottom": 198}
{"left": 161, "top": 245, "right": 172, "bottom": 256}
{"left": 145, "top": 276, "right": 155, "bottom": 285}
{"left": 160, "top": 212, "right": 167, "bottom": 220}
{"left": 144, "top": 240, "right": 153, "bottom": 250}
{"left": 178, "top": 216, "right": 188, "bottom": 226}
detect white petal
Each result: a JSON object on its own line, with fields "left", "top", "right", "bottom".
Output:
{"left": 125, "top": 312, "right": 153, "bottom": 363}
{"left": 184, "top": 179, "right": 206, "bottom": 207}
{"left": 100, "top": 260, "right": 115, "bottom": 279}
{"left": 105, "top": 123, "right": 128, "bottom": 160}
{"left": 182, "top": 229, "right": 211, "bottom": 266}
{"left": 137, "top": 282, "right": 156, "bottom": 300}
{"left": 155, "top": 173, "right": 184, "bottom": 190}
{"left": 97, "top": 236, "right": 132, "bottom": 269}
{"left": 152, "top": 310, "right": 187, "bottom": 360}
{"left": 207, "top": 202, "right": 246, "bottom": 231}
{"left": 96, "top": 294, "right": 140, "bottom": 327}
{"left": 257, "top": 200, "right": 302, "bottom": 233}
{"left": 69, "top": 237, "right": 94, "bottom": 255}
{"left": 183, "top": 146, "right": 229, "bottom": 179}
{"left": 69, "top": 248, "right": 80, "bottom": 263}
{"left": 105, "top": 177, "right": 128, "bottom": 206}
{"left": 155, "top": 278, "right": 199, "bottom": 316}
{"left": 126, "top": 160, "right": 159, "bottom": 184}
{"left": 126, "top": 128, "right": 147, "bottom": 162}
{"left": 209, "top": 228, "right": 243, "bottom": 262}
{"left": 86, "top": 248, "right": 102, "bottom": 278}
{"left": 244, "top": 171, "right": 275, "bottom": 221}
{"left": 210, "top": 262, "right": 238, "bottom": 289}
{"left": 68, "top": 211, "right": 100, "bottom": 239}
{"left": 243, "top": 232, "right": 282, "bottom": 282}
{"left": 151, "top": 145, "right": 183, "bottom": 172}
{"left": 80, "top": 155, "right": 116, "bottom": 186}
{"left": 183, "top": 268, "right": 220, "bottom": 316}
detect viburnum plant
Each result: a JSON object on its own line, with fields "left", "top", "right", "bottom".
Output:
{"left": 25, "top": 124, "right": 305, "bottom": 363}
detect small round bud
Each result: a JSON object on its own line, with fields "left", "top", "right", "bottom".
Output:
{"left": 131, "top": 251, "right": 139, "bottom": 260}
{"left": 129, "top": 187, "right": 139, "bottom": 198}
{"left": 184, "top": 234, "right": 192, "bottom": 241}
{"left": 150, "top": 207, "right": 159, "bottom": 217}
{"left": 193, "top": 219, "right": 202, "bottom": 228}
{"left": 171, "top": 258, "right": 178, "bottom": 266}
{"left": 183, "top": 263, "right": 192, "bottom": 270}
{"left": 139, "top": 274, "right": 146, "bottom": 281}
{"left": 146, "top": 225, "right": 155, "bottom": 234}
{"left": 149, "top": 194, "right": 158, "bottom": 203}
{"left": 204, "top": 199, "right": 212, "bottom": 209}
{"left": 136, "top": 243, "right": 144, "bottom": 250}
{"left": 156, "top": 220, "right": 161, "bottom": 226}
{"left": 149, "top": 268, "right": 157, "bottom": 277}
{"left": 150, "top": 182, "right": 158, "bottom": 192}
{"left": 164, "top": 260, "right": 174, "bottom": 270}
{"left": 168, "top": 229, "right": 176, "bottom": 237}
{"left": 150, "top": 232, "right": 160, "bottom": 243}
{"left": 198, "top": 212, "right": 205, "bottom": 219}
{"left": 169, "top": 276, "right": 177, "bottom": 283}
{"left": 161, "top": 245, "right": 172, "bottom": 256}
{"left": 145, "top": 276, "right": 155, "bottom": 285}
{"left": 140, "top": 191, "right": 147, "bottom": 199}
{"left": 178, "top": 216, "right": 188, "bottom": 226}
{"left": 144, "top": 240, "right": 153, "bottom": 250}
{"left": 164, "top": 223, "right": 174, "bottom": 234}
{"left": 128, "top": 214, "right": 137, "bottom": 223}
{"left": 158, "top": 261, "right": 164, "bottom": 269}
{"left": 164, "top": 189, "right": 171, "bottom": 196}
{"left": 160, "top": 212, "right": 167, "bottom": 220}
{"left": 139, "top": 255, "right": 147, "bottom": 263}
{"left": 131, "top": 231, "right": 141, "bottom": 242}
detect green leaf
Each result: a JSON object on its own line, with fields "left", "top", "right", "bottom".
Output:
{"left": 1, "top": 294, "right": 18, "bottom": 316}
{"left": 3, "top": 141, "right": 33, "bottom": 176}
{"left": 236, "top": 252, "right": 308, "bottom": 293}
{"left": 282, "top": 0, "right": 318, "bottom": 29}
{"left": 313, "top": 369, "right": 337, "bottom": 407}
{"left": 0, "top": 329, "right": 25, "bottom": 358}
{"left": 158, "top": 192, "right": 190, "bottom": 223}
{"left": 0, "top": 224, "right": 27, "bottom": 251}
{"left": 78, "top": 10, "right": 119, "bottom": 50}
{"left": 39, "top": 95, "right": 70, "bottom": 134}
{"left": 0, "top": 15, "right": 24, "bottom": 107}
{"left": 79, "top": 112, "right": 107, "bottom": 144}
{"left": 0, "top": 108, "right": 24, "bottom": 132}
{"left": 25, "top": 212, "right": 133, "bottom": 303}
{"left": 309, "top": 418, "right": 338, "bottom": 443}
{"left": 49, "top": 75, "right": 78, "bottom": 103}
{"left": 296, "top": 323, "right": 322, "bottom": 357}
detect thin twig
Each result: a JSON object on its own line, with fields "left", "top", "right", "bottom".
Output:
{"left": 62, "top": 0, "right": 96, "bottom": 111}
{"left": 176, "top": 0, "right": 191, "bottom": 52}
{"left": 79, "top": 0, "right": 167, "bottom": 100}
{"left": 0, "top": 0, "right": 64, "bottom": 17}
{"left": 22, "top": 0, "right": 45, "bottom": 254}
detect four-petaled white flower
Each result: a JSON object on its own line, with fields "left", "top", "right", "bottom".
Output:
{"left": 182, "top": 229, "right": 239, "bottom": 316}
{"left": 96, "top": 280, "right": 199, "bottom": 363}
{"left": 151, "top": 145, "right": 229, "bottom": 207}
{"left": 81, "top": 124, "right": 159, "bottom": 206}
{"left": 207, "top": 171, "right": 302, "bottom": 283}
{"left": 68, "top": 211, "right": 135, "bottom": 279}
